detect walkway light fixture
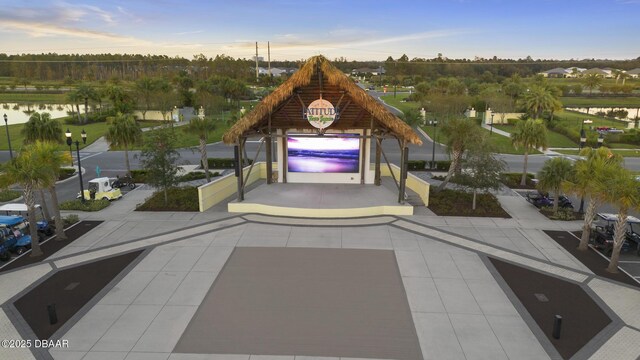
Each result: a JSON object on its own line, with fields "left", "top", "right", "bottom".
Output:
{"left": 3, "top": 113, "right": 13, "bottom": 159}
{"left": 66, "top": 129, "right": 88, "bottom": 202}
{"left": 430, "top": 119, "right": 438, "bottom": 169}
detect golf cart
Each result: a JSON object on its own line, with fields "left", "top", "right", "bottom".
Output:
{"left": 526, "top": 190, "right": 574, "bottom": 209}
{"left": 0, "top": 215, "right": 34, "bottom": 259}
{"left": 79, "top": 177, "right": 122, "bottom": 201}
{"left": 0, "top": 203, "right": 54, "bottom": 237}
{"left": 591, "top": 213, "right": 640, "bottom": 256}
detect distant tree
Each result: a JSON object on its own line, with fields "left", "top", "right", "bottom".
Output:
{"left": 520, "top": 85, "right": 556, "bottom": 119}
{"left": 21, "top": 112, "right": 64, "bottom": 144}
{"left": 400, "top": 108, "right": 423, "bottom": 127}
{"left": 135, "top": 77, "right": 158, "bottom": 120}
{"left": 75, "top": 84, "right": 99, "bottom": 124}
{"left": 582, "top": 74, "right": 602, "bottom": 95}
{"left": 537, "top": 157, "right": 574, "bottom": 214}
{"left": 455, "top": 134, "right": 506, "bottom": 210}
{"left": 139, "top": 127, "right": 180, "bottom": 205}
{"left": 66, "top": 90, "right": 83, "bottom": 123}
{"left": 105, "top": 113, "right": 143, "bottom": 174}
{"left": 437, "top": 118, "right": 480, "bottom": 191}
{"left": 511, "top": 119, "right": 548, "bottom": 186}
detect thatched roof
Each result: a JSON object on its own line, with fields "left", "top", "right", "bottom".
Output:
{"left": 222, "top": 55, "right": 422, "bottom": 145}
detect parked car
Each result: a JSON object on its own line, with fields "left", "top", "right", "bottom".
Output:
{"left": 78, "top": 177, "right": 123, "bottom": 201}
{"left": 526, "top": 190, "right": 574, "bottom": 209}
{"left": 591, "top": 213, "right": 640, "bottom": 256}
{"left": 0, "top": 203, "right": 54, "bottom": 237}
{"left": 0, "top": 215, "right": 35, "bottom": 257}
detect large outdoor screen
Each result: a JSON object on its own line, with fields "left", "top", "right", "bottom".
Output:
{"left": 287, "top": 135, "right": 360, "bottom": 173}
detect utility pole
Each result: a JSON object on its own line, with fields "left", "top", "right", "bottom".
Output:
{"left": 268, "top": 41, "right": 272, "bottom": 83}
{"left": 255, "top": 42, "right": 259, "bottom": 83}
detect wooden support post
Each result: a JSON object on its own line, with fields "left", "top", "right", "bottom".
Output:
{"left": 266, "top": 135, "right": 272, "bottom": 184}
{"left": 238, "top": 139, "right": 245, "bottom": 201}
{"left": 375, "top": 137, "right": 382, "bottom": 186}
{"left": 398, "top": 145, "right": 408, "bottom": 204}
{"left": 281, "top": 130, "right": 287, "bottom": 183}
{"left": 360, "top": 131, "right": 366, "bottom": 184}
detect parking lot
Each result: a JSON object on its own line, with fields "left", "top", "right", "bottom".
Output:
{"left": 517, "top": 189, "right": 640, "bottom": 284}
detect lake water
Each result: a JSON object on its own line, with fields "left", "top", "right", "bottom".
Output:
{"left": 565, "top": 107, "right": 640, "bottom": 121}
{"left": 1, "top": 103, "right": 78, "bottom": 125}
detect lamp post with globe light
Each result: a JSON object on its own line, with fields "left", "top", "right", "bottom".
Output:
{"left": 66, "top": 129, "right": 87, "bottom": 202}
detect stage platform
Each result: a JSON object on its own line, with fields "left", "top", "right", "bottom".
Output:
{"left": 228, "top": 182, "right": 414, "bottom": 218}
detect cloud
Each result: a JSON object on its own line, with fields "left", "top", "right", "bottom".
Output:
{"left": 0, "top": 19, "right": 144, "bottom": 42}
{"left": 174, "top": 30, "right": 205, "bottom": 36}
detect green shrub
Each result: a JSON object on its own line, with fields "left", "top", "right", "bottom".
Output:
{"left": 0, "top": 189, "right": 21, "bottom": 202}
{"left": 507, "top": 118, "right": 520, "bottom": 125}
{"left": 428, "top": 188, "right": 510, "bottom": 217}
{"left": 206, "top": 158, "right": 253, "bottom": 168}
{"left": 136, "top": 187, "right": 199, "bottom": 211}
{"left": 407, "top": 160, "right": 426, "bottom": 171}
{"left": 59, "top": 199, "right": 110, "bottom": 211}
{"left": 130, "top": 169, "right": 148, "bottom": 183}
{"left": 63, "top": 214, "right": 79, "bottom": 227}
{"left": 501, "top": 172, "right": 536, "bottom": 189}
{"left": 428, "top": 160, "right": 451, "bottom": 171}
{"left": 177, "top": 171, "right": 221, "bottom": 182}
{"left": 57, "top": 167, "right": 76, "bottom": 181}
{"left": 540, "top": 207, "right": 580, "bottom": 221}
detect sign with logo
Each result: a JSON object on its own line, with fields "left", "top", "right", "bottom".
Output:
{"left": 306, "top": 98, "right": 336, "bottom": 129}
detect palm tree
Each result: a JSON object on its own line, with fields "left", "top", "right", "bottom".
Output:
{"left": 31, "top": 142, "right": 71, "bottom": 241}
{"left": 0, "top": 143, "right": 50, "bottom": 257}
{"left": 21, "top": 112, "right": 65, "bottom": 221}
{"left": 564, "top": 147, "right": 622, "bottom": 251}
{"left": 536, "top": 157, "right": 574, "bottom": 214}
{"left": 436, "top": 117, "right": 480, "bottom": 191}
{"left": 135, "top": 77, "right": 157, "bottom": 120}
{"left": 602, "top": 168, "right": 640, "bottom": 273}
{"left": 520, "top": 85, "right": 555, "bottom": 119}
{"left": 66, "top": 89, "right": 83, "bottom": 123}
{"left": 582, "top": 74, "right": 602, "bottom": 95}
{"left": 105, "top": 113, "right": 143, "bottom": 175}
{"left": 75, "top": 84, "right": 98, "bottom": 124}
{"left": 183, "top": 117, "right": 216, "bottom": 182}
{"left": 511, "top": 119, "right": 548, "bottom": 186}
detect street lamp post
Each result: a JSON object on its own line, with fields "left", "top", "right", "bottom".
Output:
{"left": 430, "top": 119, "right": 438, "bottom": 169}
{"left": 3, "top": 114, "right": 13, "bottom": 159}
{"left": 65, "top": 128, "right": 73, "bottom": 166}
{"left": 66, "top": 129, "right": 88, "bottom": 202}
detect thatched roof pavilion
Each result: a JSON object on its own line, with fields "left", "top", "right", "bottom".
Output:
{"left": 222, "top": 55, "right": 422, "bottom": 145}
{"left": 222, "top": 55, "right": 421, "bottom": 204}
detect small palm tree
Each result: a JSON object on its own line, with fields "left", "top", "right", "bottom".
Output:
{"left": 602, "top": 168, "right": 640, "bottom": 273}
{"left": 33, "top": 142, "right": 72, "bottom": 241}
{"left": 183, "top": 117, "right": 216, "bottom": 182}
{"left": 563, "top": 147, "right": 623, "bottom": 251}
{"left": 436, "top": 117, "right": 480, "bottom": 191}
{"left": 511, "top": 119, "right": 548, "bottom": 186}
{"left": 520, "top": 85, "right": 555, "bottom": 119}
{"left": 0, "top": 143, "right": 50, "bottom": 257}
{"left": 582, "top": 74, "right": 602, "bottom": 95}
{"left": 105, "top": 113, "right": 143, "bottom": 175}
{"left": 22, "top": 112, "right": 64, "bottom": 144}
{"left": 75, "top": 84, "right": 98, "bottom": 124}
{"left": 537, "top": 157, "right": 574, "bottom": 214}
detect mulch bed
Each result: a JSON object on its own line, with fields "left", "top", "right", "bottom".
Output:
{"left": 490, "top": 257, "right": 611, "bottom": 359}
{"left": 543, "top": 230, "right": 639, "bottom": 288}
{"left": 13, "top": 250, "right": 143, "bottom": 340}
{"left": 428, "top": 189, "right": 511, "bottom": 218}
{"left": 0, "top": 221, "right": 103, "bottom": 274}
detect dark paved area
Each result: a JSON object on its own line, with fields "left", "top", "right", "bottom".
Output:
{"left": 544, "top": 230, "right": 639, "bottom": 288}
{"left": 174, "top": 247, "right": 423, "bottom": 360}
{"left": 0, "top": 221, "right": 103, "bottom": 274}
{"left": 490, "top": 257, "right": 612, "bottom": 360}
{"left": 13, "top": 250, "right": 143, "bottom": 339}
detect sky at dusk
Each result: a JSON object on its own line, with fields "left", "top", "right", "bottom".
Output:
{"left": 0, "top": 0, "right": 638, "bottom": 61}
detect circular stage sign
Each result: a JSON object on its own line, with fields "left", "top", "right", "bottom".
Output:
{"left": 306, "top": 99, "right": 336, "bottom": 129}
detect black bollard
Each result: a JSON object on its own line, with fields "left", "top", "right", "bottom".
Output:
{"left": 552, "top": 315, "right": 562, "bottom": 339}
{"left": 47, "top": 304, "right": 58, "bottom": 325}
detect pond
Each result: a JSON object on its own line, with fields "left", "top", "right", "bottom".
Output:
{"left": 566, "top": 107, "right": 640, "bottom": 121}
{"left": 1, "top": 103, "right": 79, "bottom": 125}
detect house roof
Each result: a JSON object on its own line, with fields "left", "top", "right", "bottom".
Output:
{"left": 544, "top": 68, "right": 569, "bottom": 74}
{"left": 627, "top": 68, "right": 640, "bottom": 75}
{"left": 223, "top": 55, "right": 421, "bottom": 145}
{"left": 583, "top": 68, "right": 608, "bottom": 75}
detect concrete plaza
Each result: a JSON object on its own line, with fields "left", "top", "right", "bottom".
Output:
{"left": 1, "top": 183, "right": 640, "bottom": 360}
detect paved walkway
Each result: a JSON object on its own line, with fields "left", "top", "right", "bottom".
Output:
{"left": 1, "top": 183, "right": 640, "bottom": 359}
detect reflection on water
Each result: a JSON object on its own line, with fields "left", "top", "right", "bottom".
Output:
{"left": 567, "top": 107, "right": 640, "bottom": 121}
{"left": 1, "top": 103, "right": 77, "bottom": 124}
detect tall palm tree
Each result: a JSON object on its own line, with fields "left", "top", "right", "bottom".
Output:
{"left": 33, "top": 142, "right": 72, "bottom": 241}
{"left": 436, "top": 117, "right": 480, "bottom": 191}
{"left": 537, "top": 157, "right": 574, "bottom": 214}
{"left": 75, "top": 84, "right": 98, "bottom": 124}
{"left": 21, "top": 112, "right": 64, "bottom": 221}
{"left": 602, "top": 168, "right": 640, "bottom": 273}
{"left": 0, "top": 143, "right": 50, "bottom": 257}
{"left": 183, "top": 117, "right": 216, "bottom": 182}
{"left": 563, "top": 147, "right": 623, "bottom": 251}
{"left": 105, "top": 113, "right": 143, "bottom": 175}
{"left": 66, "top": 89, "right": 83, "bottom": 123}
{"left": 135, "top": 77, "right": 157, "bottom": 120}
{"left": 511, "top": 119, "right": 548, "bottom": 186}
{"left": 582, "top": 74, "right": 602, "bottom": 95}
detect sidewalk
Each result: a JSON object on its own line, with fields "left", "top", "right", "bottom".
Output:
{"left": 1, "top": 182, "right": 639, "bottom": 359}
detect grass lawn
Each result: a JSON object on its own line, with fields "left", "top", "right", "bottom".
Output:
{"left": 494, "top": 124, "right": 578, "bottom": 148}
{"left": 554, "top": 148, "right": 640, "bottom": 157}
{"left": 128, "top": 121, "right": 231, "bottom": 150}
{"left": 0, "top": 93, "right": 67, "bottom": 103}
{"left": 379, "top": 94, "right": 419, "bottom": 113}
{"left": 421, "top": 124, "right": 541, "bottom": 155}
{"left": 560, "top": 97, "right": 640, "bottom": 108}
{"left": 0, "top": 120, "right": 158, "bottom": 151}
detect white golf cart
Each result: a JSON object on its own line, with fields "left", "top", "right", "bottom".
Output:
{"left": 79, "top": 177, "right": 123, "bottom": 201}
